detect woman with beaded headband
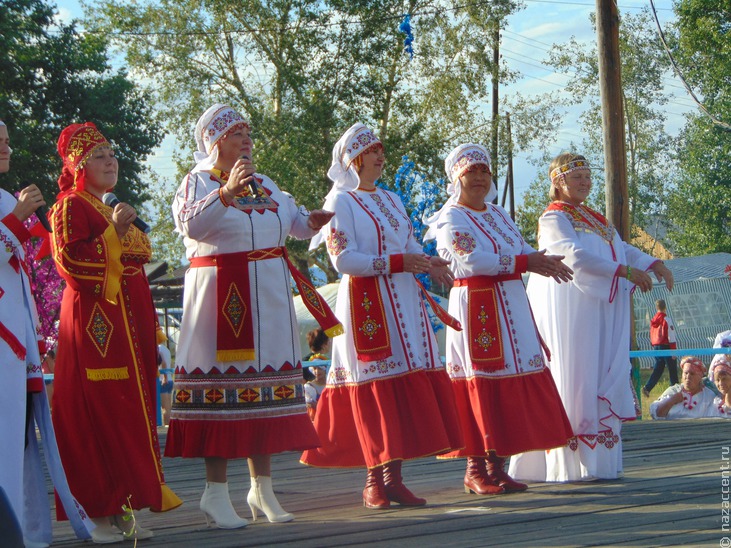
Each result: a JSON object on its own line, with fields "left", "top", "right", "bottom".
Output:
{"left": 425, "top": 143, "right": 574, "bottom": 495}
{"left": 709, "top": 355, "right": 731, "bottom": 417}
{"left": 508, "top": 152, "right": 674, "bottom": 482}
{"left": 49, "top": 122, "right": 182, "bottom": 543}
{"left": 649, "top": 356, "right": 716, "bottom": 419}
{"left": 301, "top": 123, "right": 463, "bottom": 510}
{"left": 167, "top": 104, "right": 338, "bottom": 528}
{"left": 0, "top": 120, "right": 93, "bottom": 547}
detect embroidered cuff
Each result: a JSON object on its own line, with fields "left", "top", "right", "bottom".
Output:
{"left": 389, "top": 254, "right": 405, "bottom": 273}
{"left": 2, "top": 213, "right": 31, "bottom": 244}
{"left": 515, "top": 254, "right": 528, "bottom": 274}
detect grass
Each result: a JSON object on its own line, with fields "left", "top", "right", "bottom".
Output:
{"left": 638, "top": 367, "right": 672, "bottom": 420}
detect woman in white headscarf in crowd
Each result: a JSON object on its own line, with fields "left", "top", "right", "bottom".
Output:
{"left": 167, "top": 104, "right": 339, "bottom": 528}
{"left": 425, "top": 144, "right": 574, "bottom": 495}
{"left": 301, "top": 123, "right": 463, "bottom": 509}
{"left": 509, "top": 152, "right": 674, "bottom": 482}
{"left": 709, "top": 355, "right": 731, "bottom": 417}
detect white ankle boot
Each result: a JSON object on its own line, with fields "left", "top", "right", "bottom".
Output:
{"left": 247, "top": 476, "right": 294, "bottom": 523}
{"left": 200, "top": 482, "right": 248, "bottom": 529}
{"left": 111, "top": 513, "right": 154, "bottom": 540}
{"left": 90, "top": 517, "right": 124, "bottom": 544}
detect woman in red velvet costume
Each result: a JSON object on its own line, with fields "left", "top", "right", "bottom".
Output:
{"left": 50, "top": 123, "right": 181, "bottom": 543}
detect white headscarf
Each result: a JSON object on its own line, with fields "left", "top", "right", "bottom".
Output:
{"left": 310, "top": 123, "right": 381, "bottom": 250}
{"left": 192, "top": 104, "right": 249, "bottom": 173}
{"left": 710, "top": 354, "right": 731, "bottom": 381}
{"left": 0, "top": 120, "right": 13, "bottom": 155}
{"left": 424, "top": 143, "right": 495, "bottom": 241}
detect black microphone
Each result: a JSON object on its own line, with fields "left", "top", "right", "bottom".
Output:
{"left": 35, "top": 204, "right": 52, "bottom": 233}
{"left": 102, "top": 193, "right": 151, "bottom": 234}
{"left": 240, "top": 155, "right": 258, "bottom": 196}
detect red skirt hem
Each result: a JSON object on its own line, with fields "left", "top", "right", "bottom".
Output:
{"left": 301, "top": 369, "right": 463, "bottom": 469}
{"left": 164, "top": 413, "right": 320, "bottom": 459}
{"left": 439, "top": 368, "right": 574, "bottom": 458}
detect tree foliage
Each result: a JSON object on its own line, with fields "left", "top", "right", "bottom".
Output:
{"left": 514, "top": 8, "right": 676, "bottom": 251}
{"left": 664, "top": 0, "right": 731, "bottom": 256}
{"left": 0, "top": 0, "right": 163, "bottom": 208}
{"left": 86, "top": 0, "right": 535, "bottom": 277}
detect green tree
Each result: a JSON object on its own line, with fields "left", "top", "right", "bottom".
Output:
{"left": 515, "top": 8, "right": 677, "bottom": 250}
{"left": 87, "top": 0, "right": 531, "bottom": 277}
{"left": 0, "top": 0, "right": 162, "bottom": 207}
{"left": 665, "top": 0, "right": 731, "bottom": 255}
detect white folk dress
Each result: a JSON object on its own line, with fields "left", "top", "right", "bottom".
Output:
{"left": 434, "top": 203, "right": 573, "bottom": 458}
{"left": 165, "top": 171, "right": 320, "bottom": 458}
{"left": 0, "top": 188, "right": 92, "bottom": 543}
{"left": 301, "top": 187, "right": 462, "bottom": 469}
{"left": 649, "top": 385, "right": 718, "bottom": 419}
{"left": 509, "top": 202, "right": 656, "bottom": 482}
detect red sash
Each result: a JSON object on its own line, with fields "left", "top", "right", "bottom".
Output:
{"left": 191, "top": 247, "right": 342, "bottom": 362}
{"left": 349, "top": 275, "right": 462, "bottom": 362}
{"left": 349, "top": 276, "right": 392, "bottom": 361}
{"left": 455, "top": 274, "right": 520, "bottom": 372}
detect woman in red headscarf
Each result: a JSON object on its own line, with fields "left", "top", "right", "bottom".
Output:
{"left": 49, "top": 123, "right": 182, "bottom": 543}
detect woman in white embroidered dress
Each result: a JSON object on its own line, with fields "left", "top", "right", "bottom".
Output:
{"left": 509, "top": 152, "right": 674, "bottom": 482}
{"left": 649, "top": 356, "right": 716, "bottom": 419}
{"left": 167, "top": 104, "right": 337, "bottom": 528}
{"left": 427, "top": 144, "right": 574, "bottom": 495}
{"left": 0, "top": 120, "right": 92, "bottom": 547}
{"left": 301, "top": 123, "right": 463, "bottom": 509}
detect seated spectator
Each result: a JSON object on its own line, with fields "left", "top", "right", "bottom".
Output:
{"left": 709, "top": 355, "right": 731, "bottom": 417}
{"left": 650, "top": 357, "right": 716, "bottom": 419}
{"left": 303, "top": 328, "right": 330, "bottom": 419}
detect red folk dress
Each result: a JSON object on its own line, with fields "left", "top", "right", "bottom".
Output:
{"left": 301, "top": 187, "right": 463, "bottom": 469}
{"left": 50, "top": 191, "right": 181, "bottom": 518}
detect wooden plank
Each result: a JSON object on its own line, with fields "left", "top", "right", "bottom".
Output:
{"left": 44, "top": 419, "right": 730, "bottom": 546}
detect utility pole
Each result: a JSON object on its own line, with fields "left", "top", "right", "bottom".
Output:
{"left": 500, "top": 113, "right": 515, "bottom": 219}
{"left": 491, "top": 22, "right": 500, "bottom": 203}
{"left": 596, "top": 0, "right": 629, "bottom": 240}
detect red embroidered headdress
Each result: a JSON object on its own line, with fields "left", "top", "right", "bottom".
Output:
{"left": 680, "top": 356, "right": 705, "bottom": 376}
{"left": 56, "top": 122, "right": 110, "bottom": 198}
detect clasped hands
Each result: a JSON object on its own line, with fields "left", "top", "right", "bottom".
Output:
{"left": 403, "top": 254, "right": 454, "bottom": 286}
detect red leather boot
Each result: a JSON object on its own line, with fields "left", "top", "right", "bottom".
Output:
{"left": 363, "top": 467, "right": 390, "bottom": 509}
{"left": 485, "top": 452, "right": 528, "bottom": 493}
{"left": 464, "top": 456, "right": 505, "bottom": 495}
{"left": 383, "top": 460, "right": 426, "bottom": 506}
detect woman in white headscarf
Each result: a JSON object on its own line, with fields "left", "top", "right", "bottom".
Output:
{"left": 166, "top": 104, "right": 339, "bottom": 528}
{"left": 426, "top": 143, "right": 574, "bottom": 495}
{"left": 301, "top": 123, "right": 463, "bottom": 510}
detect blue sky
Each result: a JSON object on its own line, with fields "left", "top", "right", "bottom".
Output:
{"left": 55, "top": 0, "right": 692, "bottom": 208}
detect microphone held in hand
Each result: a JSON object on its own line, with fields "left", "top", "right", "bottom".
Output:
{"left": 35, "top": 204, "right": 52, "bottom": 233}
{"left": 102, "top": 193, "right": 151, "bottom": 234}
{"left": 240, "top": 155, "right": 258, "bottom": 196}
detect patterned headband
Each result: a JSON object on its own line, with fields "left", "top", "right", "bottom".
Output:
{"left": 680, "top": 356, "right": 705, "bottom": 375}
{"left": 340, "top": 125, "right": 381, "bottom": 168}
{"left": 550, "top": 159, "right": 591, "bottom": 184}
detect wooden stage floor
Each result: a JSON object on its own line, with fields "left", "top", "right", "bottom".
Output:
{"left": 48, "top": 419, "right": 728, "bottom": 547}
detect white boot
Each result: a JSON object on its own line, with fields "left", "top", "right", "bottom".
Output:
{"left": 111, "top": 512, "right": 154, "bottom": 540}
{"left": 200, "top": 482, "right": 248, "bottom": 529}
{"left": 247, "top": 476, "right": 294, "bottom": 523}
{"left": 90, "top": 517, "right": 124, "bottom": 544}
